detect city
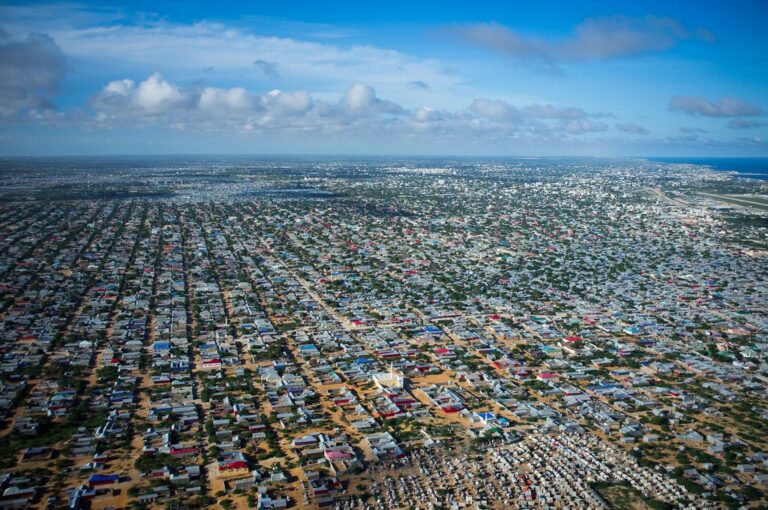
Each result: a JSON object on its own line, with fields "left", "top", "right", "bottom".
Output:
{"left": 0, "top": 157, "right": 766, "bottom": 509}
{"left": 1, "top": 0, "right": 768, "bottom": 509}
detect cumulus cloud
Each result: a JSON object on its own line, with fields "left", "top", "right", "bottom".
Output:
{"left": 412, "top": 106, "right": 450, "bottom": 123}
{"left": 199, "top": 86, "right": 254, "bottom": 112}
{"left": 340, "top": 82, "right": 405, "bottom": 116}
{"left": 91, "top": 74, "right": 411, "bottom": 133}
{"left": 0, "top": 27, "right": 67, "bottom": 118}
{"left": 453, "top": 16, "right": 714, "bottom": 73}
{"left": 135, "top": 73, "right": 187, "bottom": 112}
{"left": 616, "top": 122, "right": 649, "bottom": 135}
{"left": 264, "top": 89, "right": 313, "bottom": 115}
{"left": 669, "top": 95, "right": 763, "bottom": 117}
{"left": 95, "top": 74, "right": 192, "bottom": 115}
{"left": 470, "top": 98, "right": 521, "bottom": 122}
{"left": 95, "top": 74, "right": 316, "bottom": 120}
{"left": 89, "top": 74, "right": 617, "bottom": 140}
{"left": 727, "top": 118, "right": 766, "bottom": 129}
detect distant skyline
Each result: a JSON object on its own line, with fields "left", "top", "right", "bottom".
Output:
{"left": 0, "top": 0, "right": 766, "bottom": 156}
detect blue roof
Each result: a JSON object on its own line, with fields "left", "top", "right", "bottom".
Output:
{"left": 88, "top": 474, "right": 119, "bottom": 483}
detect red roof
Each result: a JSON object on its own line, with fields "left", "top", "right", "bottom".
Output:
{"left": 220, "top": 461, "right": 248, "bottom": 471}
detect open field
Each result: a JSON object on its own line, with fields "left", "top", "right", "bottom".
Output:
{"left": 698, "top": 192, "right": 768, "bottom": 211}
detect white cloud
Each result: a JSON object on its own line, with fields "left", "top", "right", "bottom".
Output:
{"left": 92, "top": 75, "right": 406, "bottom": 132}
{"left": 341, "top": 83, "right": 405, "bottom": 116}
{"left": 413, "top": 106, "right": 449, "bottom": 123}
{"left": 199, "top": 87, "right": 253, "bottom": 112}
{"left": 104, "top": 79, "right": 134, "bottom": 95}
{"left": 264, "top": 89, "right": 314, "bottom": 115}
{"left": 134, "top": 73, "right": 186, "bottom": 112}
{"left": 343, "top": 82, "right": 377, "bottom": 111}
{"left": 97, "top": 73, "right": 190, "bottom": 116}
{"left": 470, "top": 98, "right": 520, "bottom": 122}
{"left": 13, "top": 18, "right": 463, "bottom": 109}
{"left": 89, "top": 73, "right": 615, "bottom": 141}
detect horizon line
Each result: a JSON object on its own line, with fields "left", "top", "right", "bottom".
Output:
{"left": 1, "top": 153, "right": 767, "bottom": 160}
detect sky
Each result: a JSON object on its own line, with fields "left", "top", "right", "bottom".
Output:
{"left": 0, "top": 0, "right": 766, "bottom": 156}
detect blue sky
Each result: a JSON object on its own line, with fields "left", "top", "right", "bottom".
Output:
{"left": 0, "top": 0, "right": 766, "bottom": 156}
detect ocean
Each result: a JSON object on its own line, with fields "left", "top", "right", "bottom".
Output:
{"left": 647, "top": 157, "right": 768, "bottom": 181}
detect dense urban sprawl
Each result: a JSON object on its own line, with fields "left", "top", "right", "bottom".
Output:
{"left": 0, "top": 158, "right": 766, "bottom": 510}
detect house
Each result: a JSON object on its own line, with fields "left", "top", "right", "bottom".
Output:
{"left": 87, "top": 474, "right": 119, "bottom": 487}
{"left": 217, "top": 460, "right": 250, "bottom": 479}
